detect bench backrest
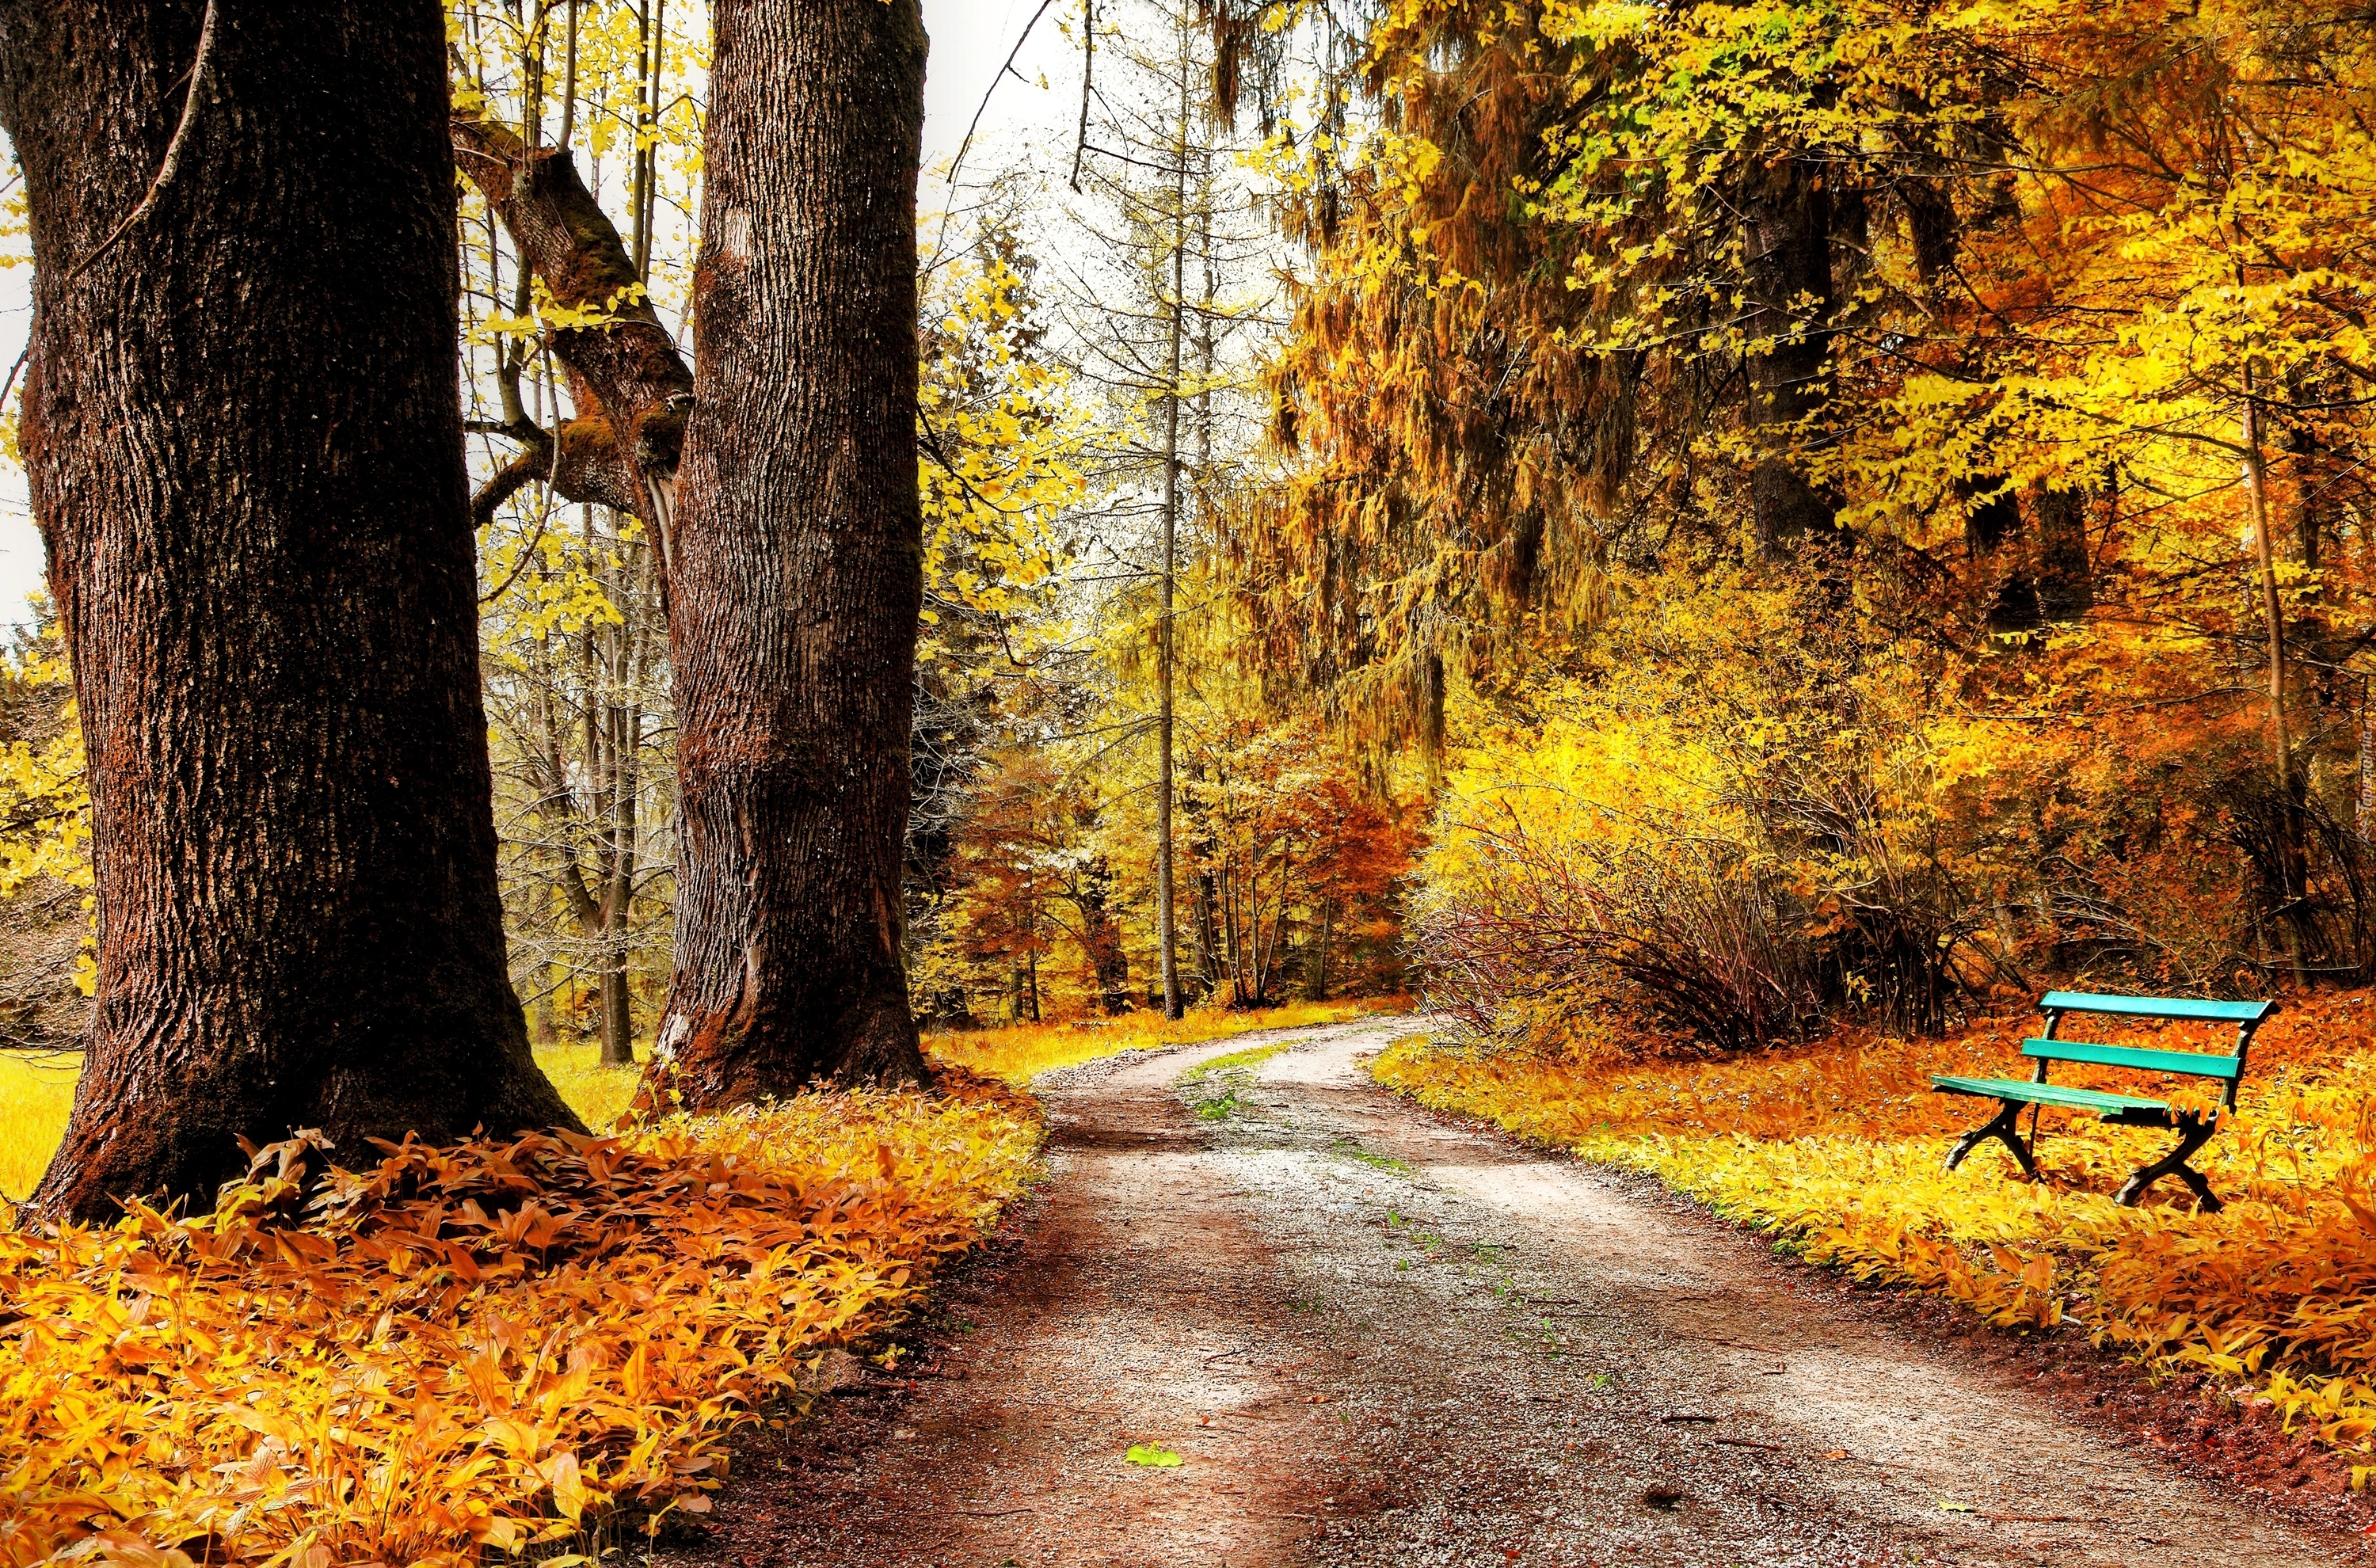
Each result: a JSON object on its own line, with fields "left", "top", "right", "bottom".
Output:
{"left": 2038, "top": 991, "right": 2274, "bottom": 1024}
{"left": 2028, "top": 991, "right": 2274, "bottom": 1109}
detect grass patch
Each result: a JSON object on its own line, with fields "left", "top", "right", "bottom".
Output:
{"left": 928, "top": 995, "right": 1398, "bottom": 1088}
{"left": 1177, "top": 1040, "right": 1304, "bottom": 1121}
{"left": 1191, "top": 1085, "right": 1249, "bottom": 1121}
{"left": 0, "top": 1052, "right": 78, "bottom": 1203}
{"left": 534, "top": 1041, "right": 650, "bottom": 1131}
{"left": 1332, "top": 1136, "right": 1409, "bottom": 1174}
{"left": 1373, "top": 995, "right": 2376, "bottom": 1471}
{"left": 1175, "top": 1040, "right": 1289, "bottom": 1085}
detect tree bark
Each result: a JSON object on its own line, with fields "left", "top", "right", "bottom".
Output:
{"left": 2032, "top": 486, "right": 2095, "bottom": 622}
{"left": 642, "top": 0, "right": 931, "bottom": 1107}
{"left": 2, "top": 0, "right": 581, "bottom": 1219}
{"left": 1312, "top": 896, "right": 1331, "bottom": 1001}
{"left": 2242, "top": 363, "right": 2309, "bottom": 984}
{"left": 1742, "top": 158, "right": 1837, "bottom": 557}
{"left": 1072, "top": 854, "right": 1131, "bottom": 1015}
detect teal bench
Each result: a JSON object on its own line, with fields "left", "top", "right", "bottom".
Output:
{"left": 1931, "top": 991, "right": 2275, "bottom": 1212}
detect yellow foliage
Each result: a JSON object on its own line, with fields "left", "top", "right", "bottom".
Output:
{"left": 0, "top": 1088, "right": 1039, "bottom": 1565}
{"left": 928, "top": 997, "right": 1398, "bottom": 1087}
{"left": 1375, "top": 995, "right": 2376, "bottom": 1465}
{"left": 0, "top": 637, "right": 93, "bottom": 996}
{"left": 916, "top": 243, "right": 1082, "bottom": 660}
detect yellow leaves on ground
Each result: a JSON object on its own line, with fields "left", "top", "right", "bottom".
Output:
{"left": 927, "top": 998, "right": 1394, "bottom": 1087}
{"left": 0, "top": 1084, "right": 1040, "bottom": 1566}
{"left": 1374, "top": 997, "right": 2376, "bottom": 1469}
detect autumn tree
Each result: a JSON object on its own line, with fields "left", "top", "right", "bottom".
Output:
{"left": 925, "top": 748, "right": 1137, "bottom": 1022}
{"left": 645, "top": 0, "right": 935, "bottom": 1106}
{"left": 1059, "top": 0, "right": 1282, "bottom": 1014}
{"left": 0, "top": 0, "right": 581, "bottom": 1217}
{"left": 455, "top": 4, "right": 691, "bottom": 1069}
{"left": 0, "top": 611, "right": 90, "bottom": 1047}
{"left": 1187, "top": 719, "right": 1415, "bottom": 1007}
{"left": 483, "top": 505, "right": 673, "bottom": 1067}
{"left": 904, "top": 213, "right": 1088, "bottom": 1020}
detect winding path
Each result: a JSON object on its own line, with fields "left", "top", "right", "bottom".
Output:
{"left": 659, "top": 1018, "right": 2358, "bottom": 1566}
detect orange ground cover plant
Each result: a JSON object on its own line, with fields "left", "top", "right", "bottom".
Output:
{"left": 0, "top": 1078, "right": 1039, "bottom": 1566}
{"left": 1375, "top": 995, "right": 2376, "bottom": 1479}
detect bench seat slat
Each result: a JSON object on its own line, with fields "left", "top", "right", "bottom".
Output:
{"left": 1930, "top": 1075, "right": 2169, "bottom": 1115}
{"left": 2020, "top": 1037, "right": 2242, "bottom": 1079}
{"left": 2039, "top": 990, "right": 2274, "bottom": 1024}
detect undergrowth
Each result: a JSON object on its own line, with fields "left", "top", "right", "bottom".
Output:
{"left": 1373, "top": 995, "right": 2376, "bottom": 1479}
{"left": 925, "top": 995, "right": 1393, "bottom": 1087}
{"left": 0, "top": 1078, "right": 1039, "bottom": 1566}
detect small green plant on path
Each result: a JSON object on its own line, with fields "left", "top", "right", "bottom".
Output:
{"left": 1334, "top": 1136, "right": 1408, "bottom": 1173}
{"left": 1179, "top": 1041, "right": 1289, "bottom": 1121}
{"left": 1126, "top": 1443, "right": 1183, "bottom": 1467}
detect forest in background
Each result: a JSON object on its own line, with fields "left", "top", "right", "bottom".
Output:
{"left": 1237, "top": 0, "right": 2376, "bottom": 1056}
{"left": 0, "top": 0, "right": 2367, "bottom": 1071}
{"left": 0, "top": 0, "right": 1422, "bottom": 1071}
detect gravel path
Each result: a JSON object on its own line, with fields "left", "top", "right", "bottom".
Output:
{"left": 660, "top": 1018, "right": 2360, "bottom": 1566}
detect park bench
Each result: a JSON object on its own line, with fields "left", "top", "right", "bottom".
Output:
{"left": 1931, "top": 990, "right": 2275, "bottom": 1213}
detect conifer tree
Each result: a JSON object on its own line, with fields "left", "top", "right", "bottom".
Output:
{"left": 1061, "top": 0, "right": 1275, "bottom": 1014}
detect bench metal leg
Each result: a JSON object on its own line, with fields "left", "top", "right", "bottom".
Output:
{"left": 1944, "top": 1101, "right": 2038, "bottom": 1180}
{"left": 2114, "top": 1116, "right": 2222, "bottom": 1212}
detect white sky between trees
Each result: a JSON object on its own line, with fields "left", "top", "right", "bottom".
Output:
{"left": 0, "top": 0, "right": 1079, "bottom": 630}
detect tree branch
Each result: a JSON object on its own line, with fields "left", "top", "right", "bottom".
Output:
{"left": 451, "top": 108, "right": 694, "bottom": 547}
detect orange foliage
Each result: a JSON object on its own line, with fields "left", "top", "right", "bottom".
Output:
{"left": 0, "top": 1085, "right": 1038, "bottom": 1566}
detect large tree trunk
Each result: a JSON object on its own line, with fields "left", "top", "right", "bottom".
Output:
{"left": 1, "top": 0, "right": 581, "bottom": 1219}
{"left": 643, "top": 0, "right": 931, "bottom": 1107}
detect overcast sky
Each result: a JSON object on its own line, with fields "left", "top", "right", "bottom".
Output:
{"left": 0, "top": 0, "right": 1081, "bottom": 631}
{"left": 922, "top": 0, "right": 1076, "bottom": 173}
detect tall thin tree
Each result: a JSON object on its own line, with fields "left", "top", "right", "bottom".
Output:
{"left": 1, "top": 0, "right": 581, "bottom": 1219}
{"left": 1154, "top": 14, "right": 1190, "bottom": 1021}
{"left": 1059, "top": 0, "right": 1273, "bottom": 1012}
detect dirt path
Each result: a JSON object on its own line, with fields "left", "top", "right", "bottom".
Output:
{"left": 661, "top": 1018, "right": 2360, "bottom": 1566}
